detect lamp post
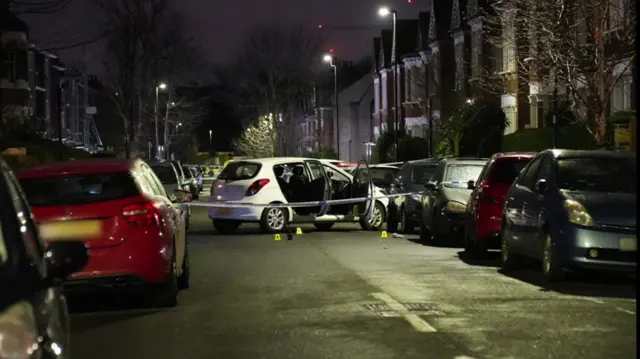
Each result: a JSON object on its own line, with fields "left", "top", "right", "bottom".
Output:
{"left": 155, "top": 82, "right": 167, "bottom": 159}
{"left": 378, "top": 6, "right": 399, "bottom": 161}
{"left": 209, "top": 129, "right": 213, "bottom": 153}
{"left": 323, "top": 54, "right": 340, "bottom": 158}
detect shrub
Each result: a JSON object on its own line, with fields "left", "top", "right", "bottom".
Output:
{"left": 502, "top": 124, "right": 597, "bottom": 152}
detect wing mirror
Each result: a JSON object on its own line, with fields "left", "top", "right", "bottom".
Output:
{"left": 467, "top": 180, "right": 475, "bottom": 190}
{"left": 327, "top": 171, "right": 334, "bottom": 178}
{"left": 43, "top": 241, "right": 89, "bottom": 287}
{"left": 535, "top": 179, "right": 548, "bottom": 194}
{"left": 172, "top": 189, "right": 192, "bottom": 203}
{"left": 424, "top": 181, "right": 437, "bottom": 191}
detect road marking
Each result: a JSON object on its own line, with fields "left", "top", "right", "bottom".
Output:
{"left": 581, "top": 297, "right": 605, "bottom": 304}
{"left": 454, "top": 356, "right": 477, "bottom": 359}
{"left": 616, "top": 307, "right": 635, "bottom": 315}
{"left": 371, "top": 292, "right": 437, "bottom": 332}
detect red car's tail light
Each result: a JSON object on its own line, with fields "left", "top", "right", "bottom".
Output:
{"left": 122, "top": 202, "right": 160, "bottom": 227}
{"left": 245, "top": 179, "right": 270, "bottom": 196}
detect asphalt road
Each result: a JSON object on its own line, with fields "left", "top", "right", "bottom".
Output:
{"left": 69, "top": 201, "right": 637, "bottom": 359}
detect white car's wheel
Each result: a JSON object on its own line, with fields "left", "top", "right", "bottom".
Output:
{"left": 359, "top": 201, "right": 385, "bottom": 231}
{"left": 259, "top": 206, "right": 288, "bottom": 233}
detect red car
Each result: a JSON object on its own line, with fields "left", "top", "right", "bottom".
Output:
{"left": 464, "top": 152, "right": 536, "bottom": 257}
{"left": 17, "top": 159, "right": 191, "bottom": 307}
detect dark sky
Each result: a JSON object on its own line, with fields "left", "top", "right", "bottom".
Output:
{"left": 24, "top": 0, "right": 427, "bottom": 75}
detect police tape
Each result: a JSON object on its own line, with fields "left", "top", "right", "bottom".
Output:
{"left": 187, "top": 180, "right": 471, "bottom": 209}
{"left": 187, "top": 192, "right": 417, "bottom": 208}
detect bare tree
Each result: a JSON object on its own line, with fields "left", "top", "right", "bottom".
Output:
{"left": 159, "top": 89, "right": 206, "bottom": 159}
{"left": 226, "top": 23, "right": 325, "bottom": 155}
{"left": 5, "top": 0, "right": 73, "bottom": 14}
{"left": 480, "top": 0, "right": 636, "bottom": 145}
{"left": 232, "top": 115, "right": 276, "bottom": 158}
{"left": 97, "top": 0, "right": 202, "bottom": 158}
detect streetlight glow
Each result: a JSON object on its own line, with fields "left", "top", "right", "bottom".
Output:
{"left": 158, "top": 83, "right": 167, "bottom": 90}
{"left": 378, "top": 6, "right": 391, "bottom": 17}
{"left": 323, "top": 54, "right": 333, "bottom": 63}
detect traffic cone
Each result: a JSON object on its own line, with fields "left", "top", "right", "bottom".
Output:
{"left": 296, "top": 227, "right": 303, "bottom": 235}
{"left": 274, "top": 233, "right": 281, "bottom": 241}
{"left": 380, "top": 231, "right": 388, "bottom": 239}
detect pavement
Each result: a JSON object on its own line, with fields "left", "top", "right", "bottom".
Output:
{"left": 69, "top": 199, "right": 637, "bottom": 359}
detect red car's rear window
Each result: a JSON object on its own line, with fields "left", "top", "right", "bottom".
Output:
{"left": 19, "top": 172, "right": 140, "bottom": 207}
{"left": 488, "top": 158, "right": 532, "bottom": 183}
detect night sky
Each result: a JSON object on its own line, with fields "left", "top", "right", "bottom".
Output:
{"left": 23, "top": 0, "right": 425, "bottom": 74}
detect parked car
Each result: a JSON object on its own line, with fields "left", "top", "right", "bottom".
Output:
{"left": 419, "top": 157, "right": 488, "bottom": 243}
{"left": 387, "top": 159, "right": 440, "bottom": 233}
{"left": 501, "top": 149, "right": 636, "bottom": 281}
{"left": 151, "top": 161, "right": 192, "bottom": 230}
{"left": 0, "top": 158, "right": 89, "bottom": 359}
{"left": 464, "top": 152, "right": 536, "bottom": 256}
{"left": 181, "top": 165, "right": 199, "bottom": 200}
{"left": 17, "top": 159, "right": 192, "bottom": 307}
{"left": 347, "top": 164, "right": 399, "bottom": 189}
{"left": 208, "top": 157, "right": 388, "bottom": 233}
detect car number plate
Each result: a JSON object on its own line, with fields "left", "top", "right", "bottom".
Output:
{"left": 619, "top": 237, "right": 637, "bottom": 251}
{"left": 216, "top": 208, "right": 233, "bottom": 216}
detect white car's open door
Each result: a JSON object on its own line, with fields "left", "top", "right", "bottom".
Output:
{"left": 350, "top": 159, "right": 374, "bottom": 217}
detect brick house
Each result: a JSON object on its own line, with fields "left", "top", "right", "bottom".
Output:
{"left": 402, "top": 12, "right": 430, "bottom": 140}
{"left": 372, "top": 29, "right": 394, "bottom": 140}
{"left": 296, "top": 81, "right": 334, "bottom": 154}
{"left": 0, "top": 13, "right": 30, "bottom": 135}
{"left": 425, "top": 0, "right": 455, "bottom": 132}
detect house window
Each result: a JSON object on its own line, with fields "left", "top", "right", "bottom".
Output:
{"left": 503, "top": 10, "right": 516, "bottom": 73}
{"left": 503, "top": 106, "right": 517, "bottom": 134}
{"left": 610, "top": 75, "right": 633, "bottom": 114}
{"left": 381, "top": 73, "right": 388, "bottom": 109}
{"left": 374, "top": 78, "right": 381, "bottom": 112}
{"left": 455, "top": 42, "right": 464, "bottom": 90}
{"left": 609, "top": 0, "right": 629, "bottom": 28}
{"left": 5, "top": 51, "right": 16, "bottom": 82}
{"left": 471, "top": 30, "right": 481, "bottom": 78}
{"left": 404, "top": 66, "right": 411, "bottom": 102}
{"left": 494, "top": 45, "right": 504, "bottom": 73}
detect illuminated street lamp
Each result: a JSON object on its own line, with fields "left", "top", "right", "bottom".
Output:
{"left": 378, "top": 6, "right": 399, "bottom": 161}
{"left": 323, "top": 53, "right": 340, "bottom": 158}
{"left": 155, "top": 82, "right": 168, "bottom": 159}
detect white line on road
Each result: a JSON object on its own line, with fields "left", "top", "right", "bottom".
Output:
{"left": 581, "top": 297, "right": 605, "bottom": 304}
{"left": 615, "top": 307, "right": 635, "bottom": 315}
{"left": 371, "top": 292, "right": 437, "bottom": 333}
{"left": 454, "top": 356, "right": 477, "bottom": 359}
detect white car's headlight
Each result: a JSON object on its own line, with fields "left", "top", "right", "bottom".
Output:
{"left": 444, "top": 201, "right": 467, "bottom": 214}
{"left": 0, "top": 302, "right": 40, "bottom": 359}
{"left": 564, "top": 199, "right": 595, "bottom": 227}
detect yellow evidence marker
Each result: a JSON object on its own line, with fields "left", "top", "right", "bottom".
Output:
{"left": 380, "top": 231, "right": 388, "bottom": 239}
{"left": 296, "top": 227, "right": 303, "bottom": 235}
{"left": 274, "top": 233, "right": 281, "bottom": 241}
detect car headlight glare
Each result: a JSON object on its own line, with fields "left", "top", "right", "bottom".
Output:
{"left": 445, "top": 201, "right": 467, "bottom": 214}
{"left": 564, "top": 199, "right": 594, "bottom": 226}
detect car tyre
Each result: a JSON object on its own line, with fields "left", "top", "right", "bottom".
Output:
{"left": 419, "top": 218, "right": 431, "bottom": 242}
{"left": 151, "top": 244, "right": 179, "bottom": 308}
{"left": 259, "top": 206, "right": 288, "bottom": 233}
{"left": 359, "top": 201, "right": 385, "bottom": 231}
{"left": 398, "top": 206, "right": 413, "bottom": 234}
{"left": 500, "top": 224, "right": 521, "bottom": 269}
{"left": 177, "top": 242, "right": 190, "bottom": 290}
{"left": 213, "top": 220, "right": 240, "bottom": 234}
{"left": 314, "top": 223, "right": 335, "bottom": 231}
{"left": 464, "top": 226, "right": 486, "bottom": 258}
{"left": 542, "top": 232, "right": 565, "bottom": 282}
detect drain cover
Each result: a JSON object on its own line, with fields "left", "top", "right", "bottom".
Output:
{"left": 363, "top": 303, "right": 392, "bottom": 312}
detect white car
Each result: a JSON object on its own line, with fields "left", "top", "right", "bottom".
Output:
{"left": 207, "top": 157, "right": 389, "bottom": 233}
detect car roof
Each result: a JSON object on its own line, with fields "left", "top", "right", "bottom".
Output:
{"left": 544, "top": 149, "right": 636, "bottom": 160}
{"left": 370, "top": 164, "right": 400, "bottom": 169}
{"left": 443, "top": 157, "right": 489, "bottom": 165}
{"left": 492, "top": 152, "right": 537, "bottom": 159}
{"left": 16, "top": 159, "right": 138, "bottom": 178}
{"left": 230, "top": 157, "right": 339, "bottom": 166}
{"left": 405, "top": 158, "right": 441, "bottom": 165}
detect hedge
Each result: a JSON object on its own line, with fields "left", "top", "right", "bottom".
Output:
{"left": 502, "top": 124, "right": 597, "bottom": 152}
{"left": 0, "top": 137, "right": 91, "bottom": 170}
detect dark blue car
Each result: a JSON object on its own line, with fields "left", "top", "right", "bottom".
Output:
{"left": 501, "top": 149, "right": 636, "bottom": 281}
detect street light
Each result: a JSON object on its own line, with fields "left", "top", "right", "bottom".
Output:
{"left": 209, "top": 129, "right": 212, "bottom": 153}
{"left": 378, "top": 6, "right": 399, "bottom": 161}
{"left": 323, "top": 53, "right": 340, "bottom": 159}
{"left": 155, "top": 82, "right": 168, "bottom": 159}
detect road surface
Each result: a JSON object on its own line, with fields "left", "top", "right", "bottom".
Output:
{"left": 69, "top": 202, "right": 636, "bottom": 359}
